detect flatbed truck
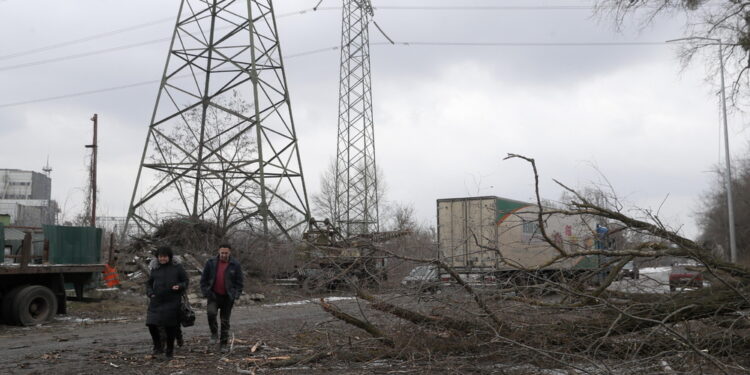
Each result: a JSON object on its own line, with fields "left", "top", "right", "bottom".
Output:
{"left": 1, "top": 225, "right": 105, "bottom": 326}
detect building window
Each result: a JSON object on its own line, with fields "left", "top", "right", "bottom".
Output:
{"left": 522, "top": 221, "right": 538, "bottom": 234}
{"left": 1, "top": 194, "right": 31, "bottom": 199}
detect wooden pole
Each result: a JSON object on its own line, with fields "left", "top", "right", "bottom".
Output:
{"left": 85, "top": 114, "right": 98, "bottom": 227}
{"left": 20, "top": 231, "right": 31, "bottom": 269}
{"left": 108, "top": 232, "right": 114, "bottom": 266}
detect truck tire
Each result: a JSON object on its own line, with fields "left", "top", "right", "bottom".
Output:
{"left": 14, "top": 285, "right": 58, "bottom": 326}
{"left": 1, "top": 285, "right": 27, "bottom": 325}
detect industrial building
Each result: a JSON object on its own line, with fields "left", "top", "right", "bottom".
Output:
{"left": 0, "top": 169, "right": 58, "bottom": 226}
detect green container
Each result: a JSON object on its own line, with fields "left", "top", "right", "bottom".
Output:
{"left": 0, "top": 214, "right": 10, "bottom": 226}
{"left": 43, "top": 225, "right": 102, "bottom": 265}
{"left": 573, "top": 254, "right": 600, "bottom": 270}
{"left": 0, "top": 223, "right": 4, "bottom": 263}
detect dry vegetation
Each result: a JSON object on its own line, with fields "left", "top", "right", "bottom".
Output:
{"left": 107, "top": 155, "right": 750, "bottom": 374}
{"left": 253, "top": 154, "right": 750, "bottom": 374}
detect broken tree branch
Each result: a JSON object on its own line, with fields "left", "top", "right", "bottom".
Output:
{"left": 319, "top": 298, "right": 395, "bottom": 347}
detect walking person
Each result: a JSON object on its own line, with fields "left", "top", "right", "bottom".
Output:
{"left": 595, "top": 224, "right": 609, "bottom": 250}
{"left": 149, "top": 253, "right": 185, "bottom": 348}
{"left": 146, "top": 247, "right": 189, "bottom": 359}
{"left": 200, "top": 244, "right": 244, "bottom": 352}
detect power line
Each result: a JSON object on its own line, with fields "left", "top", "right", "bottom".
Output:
{"left": 0, "top": 9, "right": 327, "bottom": 72}
{"left": 0, "top": 17, "right": 173, "bottom": 61}
{"left": 0, "top": 79, "right": 161, "bottom": 108}
{"left": 1, "top": 2, "right": 688, "bottom": 65}
{"left": 1, "top": 2, "right": 682, "bottom": 72}
{"left": 0, "top": 44, "right": 344, "bottom": 108}
{"left": 0, "top": 39, "right": 169, "bottom": 72}
{"left": 0, "top": 6, "right": 334, "bottom": 64}
{"left": 285, "top": 45, "right": 340, "bottom": 58}
{"left": 376, "top": 40, "right": 667, "bottom": 47}
{"left": 0, "top": 36, "right": 668, "bottom": 73}
{"left": 374, "top": 5, "right": 595, "bottom": 10}
{"left": 0, "top": 39, "right": 673, "bottom": 108}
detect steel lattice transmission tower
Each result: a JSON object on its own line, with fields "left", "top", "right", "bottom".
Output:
{"left": 334, "top": 0, "right": 380, "bottom": 236}
{"left": 125, "top": 0, "right": 310, "bottom": 238}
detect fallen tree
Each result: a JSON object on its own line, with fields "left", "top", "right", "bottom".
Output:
{"left": 308, "top": 153, "right": 750, "bottom": 374}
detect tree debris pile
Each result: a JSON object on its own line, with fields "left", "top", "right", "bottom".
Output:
{"left": 114, "top": 217, "right": 265, "bottom": 306}
{"left": 289, "top": 268, "right": 750, "bottom": 373}
{"left": 271, "top": 155, "right": 750, "bottom": 374}
{"left": 280, "top": 218, "right": 415, "bottom": 291}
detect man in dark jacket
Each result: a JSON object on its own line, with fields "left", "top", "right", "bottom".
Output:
{"left": 146, "top": 247, "right": 188, "bottom": 359}
{"left": 200, "top": 243, "right": 243, "bottom": 351}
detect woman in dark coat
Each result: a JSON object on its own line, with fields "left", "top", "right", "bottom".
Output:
{"left": 146, "top": 247, "right": 188, "bottom": 358}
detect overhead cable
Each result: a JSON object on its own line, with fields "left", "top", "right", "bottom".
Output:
{"left": 0, "top": 44, "right": 342, "bottom": 108}
{"left": 0, "top": 39, "right": 674, "bottom": 108}
{"left": 0, "top": 6, "right": 333, "bottom": 63}
{"left": 374, "top": 40, "right": 667, "bottom": 47}
{"left": 0, "top": 39, "right": 169, "bottom": 72}
{"left": 374, "top": 6, "right": 595, "bottom": 10}
{"left": 1, "top": 2, "right": 688, "bottom": 63}
{"left": 0, "top": 17, "right": 173, "bottom": 61}
{"left": 0, "top": 79, "right": 162, "bottom": 108}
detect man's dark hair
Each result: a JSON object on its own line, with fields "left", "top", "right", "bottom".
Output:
{"left": 218, "top": 243, "right": 232, "bottom": 250}
{"left": 156, "top": 246, "right": 174, "bottom": 260}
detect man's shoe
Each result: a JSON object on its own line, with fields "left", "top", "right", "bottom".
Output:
{"left": 151, "top": 347, "right": 163, "bottom": 357}
{"left": 209, "top": 333, "right": 218, "bottom": 344}
{"left": 165, "top": 351, "right": 174, "bottom": 359}
{"left": 219, "top": 345, "right": 229, "bottom": 354}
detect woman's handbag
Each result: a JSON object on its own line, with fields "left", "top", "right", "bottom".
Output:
{"left": 180, "top": 293, "right": 196, "bottom": 327}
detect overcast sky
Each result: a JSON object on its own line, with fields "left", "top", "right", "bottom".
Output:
{"left": 1, "top": 0, "right": 747, "bottom": 239}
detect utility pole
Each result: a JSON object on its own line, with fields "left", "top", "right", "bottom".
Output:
{"left": 717, "top": 41, "right": 738, "bottom": 263}
{"left": 667, "top": 37, "right": 738, "bottom": 262}
{"left": 124, "top": 0, "right": 310, "bottom": 239}
{"left": 42, "top": 156, "right": 53, "bottom": 224}
{"left": 85, "top": 114, "right": 98, "bottom": 228}
{"left": 334, "top": 0, "right": 380, "bottom": 236}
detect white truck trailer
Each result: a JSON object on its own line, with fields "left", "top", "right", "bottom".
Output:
{"left": 437, "top": 196, "right": 599, "bottom": 283}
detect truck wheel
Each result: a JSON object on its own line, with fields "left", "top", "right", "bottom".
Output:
{"left": 1, "top": 286, "right": 27, "bottom": 325}
{"left": 14, "top": 285, "right": 58, "bottom": 326}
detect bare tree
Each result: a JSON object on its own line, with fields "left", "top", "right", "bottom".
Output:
{"left": 310, "top": 159, "right": 339, "bottom": 222}
{"left": 274, "top": 153, "right": 750, "bottom": 374}
{"left": 698, "top": 152, "right": 750, "bottom": 264}
{"left": 152, "top": 91, "right": 259, "bottom": 235}
{"left": 386, "top": 202, "right": 418, "bottom": 232}
{"left": 598, "top": 0, "right": 750, "bottom": 104}
{"left": 311, "top": 159, "right": 388, "bottom": 229}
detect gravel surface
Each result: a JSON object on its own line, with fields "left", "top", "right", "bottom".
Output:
{"left": 0, "top": 294, "right": 360, "bottom": 375}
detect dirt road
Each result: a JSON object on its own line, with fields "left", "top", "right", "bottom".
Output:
{"left": 0, "top": 296, "right": 360, "bottom": 375}
{"left": 1, "top": 272, "right": 693, "bottom": 375}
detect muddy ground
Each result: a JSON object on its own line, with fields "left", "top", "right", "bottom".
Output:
{"left": 0, "top": 271, "right": 719, "bottom": 375}
{"left": 0, "top": 284, "right": 482, "bottom": 375}
{"left": 0, "top": 287, "right": 392, "bottom": 375}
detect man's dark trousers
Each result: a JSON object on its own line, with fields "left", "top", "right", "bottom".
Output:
{"left": 207, "top": 294, "right": 233, "bottom": 344}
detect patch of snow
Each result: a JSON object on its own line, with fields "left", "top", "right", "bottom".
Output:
{"left": 55, "top": 316, "right": 130, "bottom": 323}
{"left": 639, "top": 267, "right": 671, "bottom": 274}
{"left": 263, "top": 296, "right": 357, "bottom": 307}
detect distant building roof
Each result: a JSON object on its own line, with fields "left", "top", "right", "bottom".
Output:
{"left": 4, "top": 227, "right": 26, "bottom": 241}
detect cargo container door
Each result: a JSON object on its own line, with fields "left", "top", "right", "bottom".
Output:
{"left": 438, "top": 200, "right": 467, "bottom": 269}
{"left": 466, "top": 198, "right": 497, "bottom": 269}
